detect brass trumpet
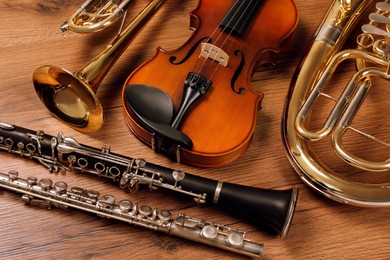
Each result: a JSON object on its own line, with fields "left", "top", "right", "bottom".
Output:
{"left": 282, "top": 0, "right": 390, "bottom": 206}
{"left": 60, "top": 0, "right": 135, "bottom": 33}
{"left": 33, "top": 0, "right": 166, "bottom": 132}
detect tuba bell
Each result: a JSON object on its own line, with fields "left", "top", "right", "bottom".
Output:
{"left": 282, "top": 0, "right": 390, "bottom": 206}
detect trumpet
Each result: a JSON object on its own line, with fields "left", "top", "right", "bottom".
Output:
{"left": 60, "top": 0, "right": 135, "bottom": 33}
{"left": 33, "top": 0, "right": 166, "bottom": 132}
{"left": 282, "top": 0, "right": 390, "bottom": 206}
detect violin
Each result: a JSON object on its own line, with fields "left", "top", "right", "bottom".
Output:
{"left": 122, "top": 0, "right": 298, "bottom": 167}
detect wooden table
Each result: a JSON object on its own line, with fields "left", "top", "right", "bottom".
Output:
{"left": 0, "top": 0, "right": 389, "bottom": 259}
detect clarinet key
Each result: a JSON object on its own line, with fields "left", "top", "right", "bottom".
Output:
{"left": 98, "top": 194, "right": 115, "bottom": 209}
{"left": 227, "top": 231, "right": 245, "bottom": 248}
{"left": 157, "top": 210, "right": 172, "bottom": 224}
{"left": 86, "top": 190, "right": 100, "bottom": 203}
{"left": 8, "top": 170, "right": 19, "bottom": 181}
{"left": 39, "top": 179, "right": 53, "bottom": 191}
{"left": 29, "top": 197, "right": 52, "bottom": 209}
{"left": 20, "top": 194, "right": 32, "bottom": 204}
{"left": 71, "top": 187, "right": 85, "bottom": 195}
{"left": 138, "top": 205, "right": 153, "bottom": 217}
{"left": 54, "top": 181, "right": 68, "bottom": 195}
{"left": 174, "top": 215, "right": 198, "bottom": 229}
{"left": 20, "top": 195, "right": 51, "bottom": 209}
{"left": 17, "top": 142, "right": 25, "bottom": 155}
{"left": 4, "top": 138, "right": 14, "bottom": 152}
{"left": 201, "top": 224, "right": 218, "bottom": 240}
{"left": 27, "top": 176, "right": 38, "bottom": 186}
{"left": 119, "top": 200, "right": 133, "bottom": 213}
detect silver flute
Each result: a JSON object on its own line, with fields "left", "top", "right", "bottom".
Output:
{"left": 0, "top": 170, "right": 263, "bottom": 258}
{"left": 0, "top": 121, "right": 298, "bottom": 237}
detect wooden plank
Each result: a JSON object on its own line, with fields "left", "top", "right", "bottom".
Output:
{"left": 0, "top": 0, "right": 389, "bottom": 259}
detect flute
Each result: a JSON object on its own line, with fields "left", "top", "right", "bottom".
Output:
{"left": 0, "top": 121, "right": 298, "bottom": 237}
{"left": 0, "top": 170, "right": 264, "bottom": 258}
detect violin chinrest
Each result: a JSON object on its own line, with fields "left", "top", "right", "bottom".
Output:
{"left": 124, "top": 84, "right": 193, "bottom": 149}
{"left": 124, "top": 84, "right": 174, "bottom": 124}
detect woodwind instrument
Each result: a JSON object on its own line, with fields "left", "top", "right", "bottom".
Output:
{"left": 0, "top": 170, "right": 263, "bottom": 258}
{"left": 0, "top": 121, "right": 298, "bottom": 237}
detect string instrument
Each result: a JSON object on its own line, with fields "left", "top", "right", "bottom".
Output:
{"left": 122, "top": 0, "right": 299, "bottom": 167}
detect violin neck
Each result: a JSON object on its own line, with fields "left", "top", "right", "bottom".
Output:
{"left": 219, "top": 0, "right": 264, "bottom": 37}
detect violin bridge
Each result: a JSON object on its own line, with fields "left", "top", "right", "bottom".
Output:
{"left": 200, "top": 43, "right": 229, "bottom": 67}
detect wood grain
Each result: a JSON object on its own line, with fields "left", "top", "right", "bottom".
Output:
{"left": 0, "top": 0, "right": 389, "bottom": 259}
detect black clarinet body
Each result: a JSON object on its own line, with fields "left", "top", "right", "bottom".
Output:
{"left": 0, "top": 121, "right": 298, "bottom": 237}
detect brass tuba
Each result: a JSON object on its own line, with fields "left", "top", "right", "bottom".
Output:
{"left": 33, "top": 0, "right": 166, "bottom": 132}
{"left": 282, "top": 0, "right": 390, "bottom": 206}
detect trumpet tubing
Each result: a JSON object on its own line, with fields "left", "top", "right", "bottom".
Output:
{"left": 282, "top": 0, "right": 390, "bottom": 206}
{"left": 33, "top": 0, "right": 166, "bottom": 132}
{"left": 60, "top": 0, "right": 135, "bottom": 33}
{"left": 0, "top": 171, "right": 264, "bottom": 258}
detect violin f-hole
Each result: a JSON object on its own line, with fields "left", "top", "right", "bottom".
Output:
{"left": 231, "top": 50, "right": 246, "bottom": 94}
{"left": 169, "top": 37, "right": 211, "bottom": 65}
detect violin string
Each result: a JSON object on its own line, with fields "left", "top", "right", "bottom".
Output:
{"left": 194, "top": 0, "right": 246, "bottom": 75}
{"left": 209, "top": 0, "right": 259, "bottom": 80}
{"left": 190, "top": 0, "right": 242, "bottom": 73}
{"left": 194, "top": 0, "right": 257, "bottom": 81}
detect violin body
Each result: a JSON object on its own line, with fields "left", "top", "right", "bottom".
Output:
{"left": 122, "top": 0, "right": 298, "bottom": 167}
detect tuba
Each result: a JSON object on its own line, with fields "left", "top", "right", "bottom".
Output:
{"left": 282, "top": 0, "right": 390, "bottom": 206}
{"left": 33, "top": 0, "right": 166, "bottom": 132}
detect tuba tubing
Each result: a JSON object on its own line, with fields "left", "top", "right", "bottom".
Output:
{"left": 0, "top": 121, "right": 298, "bottom": 237}
{"left": 282, "top": 0, "right": 390, "bottom": 206}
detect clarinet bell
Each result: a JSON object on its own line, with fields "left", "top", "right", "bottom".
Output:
{"left": 218, "top": 183, "right": 299, "bottom": 237}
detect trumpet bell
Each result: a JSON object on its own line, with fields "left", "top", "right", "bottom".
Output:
{"left": 33, "top": 65, "right": 103, "bottom": 132}
{"left": 32, "top": 0, "right": 166, "bottom": 132}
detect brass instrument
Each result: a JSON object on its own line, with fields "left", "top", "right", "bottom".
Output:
{"left": 33, "top": 0, "right": 166, "bottom": 132}
{"left": 282, "top": 0, "right": 390, "bottom": 206}
{"left": 60, "top": 0, "right": 135, "bottom": 33}
{"left": 0, "top": 171, "right": 264, "bottom": 258}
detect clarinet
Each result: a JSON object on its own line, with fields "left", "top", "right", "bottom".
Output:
{"left": 0, "top": 121, "right": 298, "bottom": 237}
{"left": 0, "top": 170, "right": 263, "bottom": 258}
